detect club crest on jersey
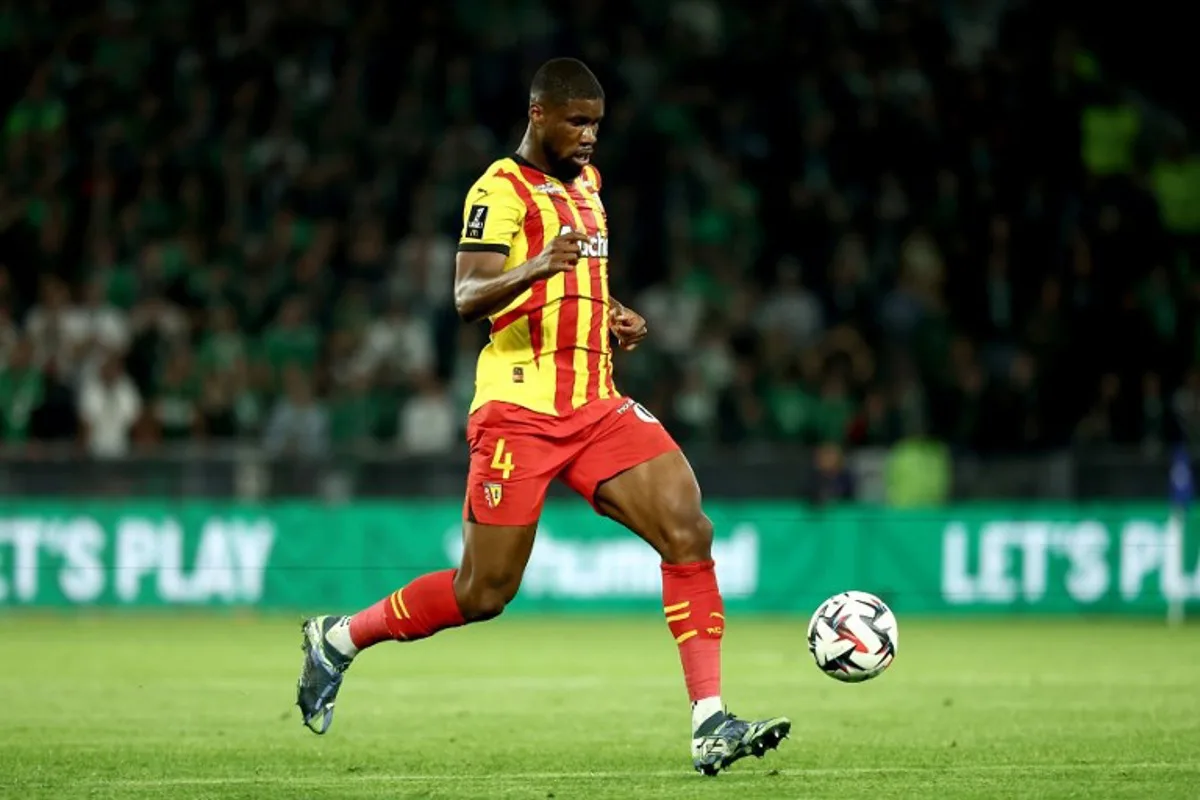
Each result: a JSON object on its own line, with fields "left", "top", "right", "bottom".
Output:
{"left": 483, "top": 482, "right": 503, "bottom": 508}
{"left": 558, "top": 225, "right": 608, "bottom": 258}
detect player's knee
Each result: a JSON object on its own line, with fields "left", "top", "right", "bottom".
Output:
{"left": 454, "top": 574, "right": 517, "bottom": 622}
{"left": 659, "top": 511, "right": 714, "bottom": 565}
{"left": 462, "top": 589, "right": 509, "bottom": 622}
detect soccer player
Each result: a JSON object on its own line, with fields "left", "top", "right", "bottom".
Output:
{"left": 296, "top": 58, "right": 790, "bottom": 776}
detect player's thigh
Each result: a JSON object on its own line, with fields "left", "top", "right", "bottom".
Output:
{"left": 458, "top": 403, "right": 568, "bottom": 609}
{"left": 593, "top": 449, "right": 713, "bottom": 564}
{"left": 463, "top": 403, "right": 561, "bottom": 528}
{"left": 561, "top": 400, "right": 710, "bottom": 563}
{"left": 458, "top": 445, "right": 546, "bottom": 614}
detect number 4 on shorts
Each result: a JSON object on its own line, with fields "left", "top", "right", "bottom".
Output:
{"left": 491, "top": 438, "right": 515, "bottom": 479}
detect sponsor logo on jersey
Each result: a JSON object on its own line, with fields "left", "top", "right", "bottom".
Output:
{"left": 533, "top": 182, "right": 565, "bottom": 195}
{"left": 557, "top": 225, "right": 609, "bottom": 258}
{"left": 465, "top": 204, "right": 488, "bottom": 239}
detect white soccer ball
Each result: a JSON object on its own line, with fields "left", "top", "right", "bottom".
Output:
{"left": 807, "top": 590, "right": 898, "bottom": 683}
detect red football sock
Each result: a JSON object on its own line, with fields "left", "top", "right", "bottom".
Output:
{"left": 661, "top": 560, "right": 723, "bottom": 702}
{"left": 348, "top": 569, "right": 466, "bottom": 649}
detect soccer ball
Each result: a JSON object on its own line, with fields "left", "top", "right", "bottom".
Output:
{"left": 807, "top": 590, "right": 898, "bottom": 683}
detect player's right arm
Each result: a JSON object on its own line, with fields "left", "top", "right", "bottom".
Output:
{"left": 453, "top": 176, "right": 589, "bottom": 323}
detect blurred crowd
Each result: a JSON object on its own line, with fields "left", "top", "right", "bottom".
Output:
{"left": 1, "top": 0, "right": 1199, "bottom": 461}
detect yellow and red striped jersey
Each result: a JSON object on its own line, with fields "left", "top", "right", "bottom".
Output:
{"left": 457, "top": 155, "right": 618, "bottom": 417}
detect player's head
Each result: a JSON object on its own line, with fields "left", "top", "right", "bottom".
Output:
{"left": 528, "top": 58, "right": 604, "bottom": 180}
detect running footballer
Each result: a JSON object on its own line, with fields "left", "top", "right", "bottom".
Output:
{"left": 296, "top": 57, "right": 790, "bottom": 776}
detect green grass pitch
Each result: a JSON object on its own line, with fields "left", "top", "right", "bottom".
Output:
{"left": 1, "top": 613, "right": 1197, "bottom": 798}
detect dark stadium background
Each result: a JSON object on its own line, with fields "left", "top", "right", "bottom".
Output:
{"left": 0, "top": 0, "right": 1196, "bottom": 503}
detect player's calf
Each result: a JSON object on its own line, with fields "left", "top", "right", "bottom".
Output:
{"left": 591, "top": 449, "right": 789, "bottom": 770}
{"left": 662, "top": 559, "right": 725, "bottom": 727}
{"left": 295, "top": 522, "right": 535, "bottom": 734}
{"left": 344, "top": 569, "right": 468, "bottom": 651}
{"left": 296, "top": 570, "right": 468, "bottom": 734}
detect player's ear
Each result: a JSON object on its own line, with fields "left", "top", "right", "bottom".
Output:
{"left": 529, "top": 102, "right": 545, "bottom": 127}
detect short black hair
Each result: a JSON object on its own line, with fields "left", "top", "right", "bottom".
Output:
{"left": 529, "top": 58, "right": 604, "bottom": 107}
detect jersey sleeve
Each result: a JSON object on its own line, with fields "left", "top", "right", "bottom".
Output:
{"left": 458, "top": 171, "right": 527, "bottom": 256}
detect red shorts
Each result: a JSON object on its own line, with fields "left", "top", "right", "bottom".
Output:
{"left": 464, "top": 396, "right": 681, "bottom": 526}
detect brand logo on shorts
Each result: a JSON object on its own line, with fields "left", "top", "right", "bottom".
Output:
{"left": 483, "top": 482, "right": 503, "bottom": 508}
{"left": 633, "top": 403, "right": 659, "bottom": 424}
{"left": 615, "top": 398, "right": 659, "bottom": 424}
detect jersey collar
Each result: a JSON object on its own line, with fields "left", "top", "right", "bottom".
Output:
{"left": 512, "top": 152, "right": 581, "bottom": 185}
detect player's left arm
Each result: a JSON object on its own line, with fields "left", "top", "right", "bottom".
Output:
{"left": 607, "top": 297, "right": 648, "bottom": 351}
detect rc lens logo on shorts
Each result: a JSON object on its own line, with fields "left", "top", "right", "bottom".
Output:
{"left": 482, "top": 482, "right": 502, "bottom": 509}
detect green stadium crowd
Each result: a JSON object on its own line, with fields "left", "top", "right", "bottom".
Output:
{"left": 1, "top": 0, "right": 1198, "bottom": 461}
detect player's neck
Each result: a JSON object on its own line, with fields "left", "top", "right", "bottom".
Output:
{"left": 515, "top": 134, "right": 575, "bottom": 183}
{"left": 515, "top": 135, "right": 554, "bottom": 176}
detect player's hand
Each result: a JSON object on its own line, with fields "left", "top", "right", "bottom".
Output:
{"left": 608, "top": 302, "right": 648, "bottom": 351}
{"left": 529, "top": 231, "right": 589, "bottom": 279}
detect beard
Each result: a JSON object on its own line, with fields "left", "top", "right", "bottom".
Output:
{"left": 543, "top": 143, "right": 586, "bottom": 182}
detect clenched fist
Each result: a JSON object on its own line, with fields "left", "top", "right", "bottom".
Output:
{"left": 528, "top": 231, "right": 589, "bottom": 279}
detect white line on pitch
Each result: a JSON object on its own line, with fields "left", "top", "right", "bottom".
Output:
{"left": 22, "top": 761, "right": 1197, "bottom": 788}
